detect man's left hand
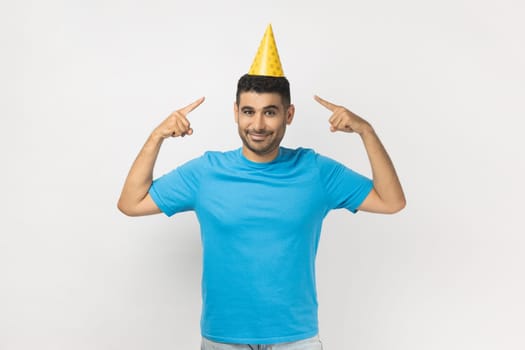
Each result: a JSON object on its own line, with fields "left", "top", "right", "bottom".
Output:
{"left": 314, "top": 95, "right": 372, "bottom": 135}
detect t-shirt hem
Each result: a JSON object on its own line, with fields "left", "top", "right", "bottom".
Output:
{"left": 350, "top": 180, "right": 374, "bottom": 213}
{"left": 148, "top": 184, "right": 173, "bottom": 216}
{"left": 202, "top": 329, "right": 319, "bottom": 345}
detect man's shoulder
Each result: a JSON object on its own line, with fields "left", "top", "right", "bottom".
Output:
{"left": 280, "top": 146, "right": 317, "bottom": 160}
{"left": 201, "top": 148, "right": 240, "bottom": 164}
{"left": 282, "top": 147, "right": 350, "bottom": 172}
{"left": 280, "top": 147, "right": 339, "bottom": 168}
{"left": 172, "top": 149, "right": 237, "bottom": 170}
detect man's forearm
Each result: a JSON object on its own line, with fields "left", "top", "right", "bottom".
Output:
{"left": 361, "top": 127, "right": 406, "bottom": 210}
{"left": 117, "top": 133, "right": 163, "bottom": 213}
{"left": 117, "top": 97, "right": 204, "bottom": 216}
{"left": 313, "top": 95, "right": 405, "bottom": 213}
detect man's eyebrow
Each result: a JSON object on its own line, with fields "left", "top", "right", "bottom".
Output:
{"left": 240, "top": 105, "right": 280, "bottom": 111}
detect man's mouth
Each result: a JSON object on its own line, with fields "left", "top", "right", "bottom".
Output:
{"left": 248, "top": 132, "right": 270, "bottom": 141}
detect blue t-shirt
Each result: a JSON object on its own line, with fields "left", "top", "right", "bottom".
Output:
{"left": 149, "top": 147, "right": 373, "bottom": 344}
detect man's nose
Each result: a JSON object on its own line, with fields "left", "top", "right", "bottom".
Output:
{"left": 253, "top": 113, "right": 265, "bottom": 130}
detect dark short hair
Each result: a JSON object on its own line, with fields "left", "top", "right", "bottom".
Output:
{"left": 235, "top": 74, "right": 291, "bottom": 107}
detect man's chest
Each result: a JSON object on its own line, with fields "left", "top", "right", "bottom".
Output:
{"left": 195, "top": 171, "right": 327, "bottom": 232}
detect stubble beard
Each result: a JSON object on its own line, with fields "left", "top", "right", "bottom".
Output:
{"left": 239, "top": 128, "right": 284, "bottom": 157}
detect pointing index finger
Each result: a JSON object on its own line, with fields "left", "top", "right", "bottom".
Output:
{"left": 314, "top": 95, "right": 338, "bottom": 111}
{"left": 179, "top": 96, "right": 206, "bottom": 115}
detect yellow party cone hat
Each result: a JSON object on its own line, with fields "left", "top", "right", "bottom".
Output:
{"left": 248, "top": 24, "right": 285, "bottom": 77}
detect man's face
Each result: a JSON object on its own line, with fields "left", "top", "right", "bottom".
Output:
{"left": 234, "top": 91, "right": 295, "bottom": 163}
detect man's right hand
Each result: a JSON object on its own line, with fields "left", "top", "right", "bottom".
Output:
{"left": 153, "top": 97, "right": 205, "bottom": 139}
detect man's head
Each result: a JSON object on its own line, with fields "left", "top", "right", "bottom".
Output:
{"left": 234, "top": 74, "right": 295, "bottom": 163}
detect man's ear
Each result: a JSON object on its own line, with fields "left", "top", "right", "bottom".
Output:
{"left": 233, "top": 101, "right": 239, "bottom": 123}
{"left": 286, "top": 104, "right": 295, "bottom": 125}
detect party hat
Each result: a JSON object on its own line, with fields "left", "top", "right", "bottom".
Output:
{"left": 248, "top": 24, "right": 285, "bottom": 77}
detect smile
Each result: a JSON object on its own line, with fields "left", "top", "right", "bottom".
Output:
{"left": 248, "top": 132, "right": 271, "bottom": 141}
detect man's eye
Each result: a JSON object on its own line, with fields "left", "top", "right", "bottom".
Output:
{"left": 265, "top": 110, "right": 276, "bottom": 116}
{"left": 243, "top": 110, "right": 254, "bottom": 116}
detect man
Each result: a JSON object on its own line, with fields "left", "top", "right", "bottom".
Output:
{"left": 118, "top": 25, "right": 405, "bottom": 349}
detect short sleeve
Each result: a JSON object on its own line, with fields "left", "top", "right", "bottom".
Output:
{"left": 149, "top": 157, "right": 204, "bottom": 216}
{"left": 316, "top": 153, "right": 373, "bottom": 213}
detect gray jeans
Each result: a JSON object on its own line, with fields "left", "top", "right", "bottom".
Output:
{"left": 201, "top": 335, "right": 323, "bottom": 350}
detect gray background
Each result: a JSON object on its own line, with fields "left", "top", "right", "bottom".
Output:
{"left": 1, "top": 0, "right": 524, "bottom": 349}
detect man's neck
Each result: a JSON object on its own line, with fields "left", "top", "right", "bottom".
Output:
{"left": 242, "top": 147, "right": 279, "bottom": 163}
